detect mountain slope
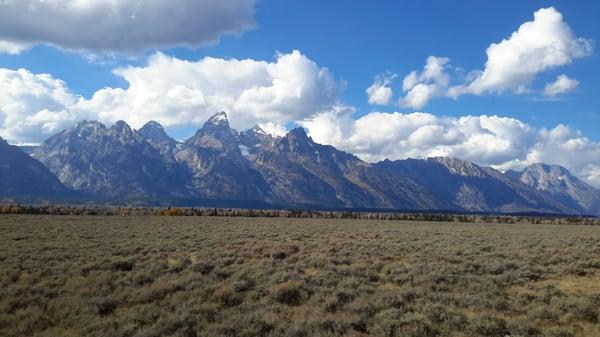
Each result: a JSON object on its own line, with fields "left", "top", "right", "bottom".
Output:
{"left": 249, "top": 127, "right": 373, "bottom": 207}
{"left": 375, "top": 158, "right": 578, "bottom": 214}
{"left": 508, "top": 164, "right": 600, "bottom": 215}
{"left": 138, "top": 121, "right": 180, "bottom": 158}
{"left": 175, "top": 112, "right": 274, "bottom": 202}
{"left": 0, "top": 137, "right": 69, "bottom": 198}
{"left": 250, "top": 127, "right": 446, "bottom": 209}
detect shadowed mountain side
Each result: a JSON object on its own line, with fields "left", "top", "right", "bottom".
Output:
{"left": 0, "top": 137, "right": 70, "bottom": 198}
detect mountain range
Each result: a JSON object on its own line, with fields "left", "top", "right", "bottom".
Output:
{"left": 1, "top": 111, "right": 598, "bottom": 215}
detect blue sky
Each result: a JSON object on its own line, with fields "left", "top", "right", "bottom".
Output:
{"left": 1, "top": 0, "right": 599, "bottom": 185}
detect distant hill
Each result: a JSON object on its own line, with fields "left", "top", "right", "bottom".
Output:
{"left": 1, "top": 112, "right": 594, "bottom": 215}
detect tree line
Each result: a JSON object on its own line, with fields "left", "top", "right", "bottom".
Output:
{"left": 0, "top": 204, "right": 598, "bottom": 225}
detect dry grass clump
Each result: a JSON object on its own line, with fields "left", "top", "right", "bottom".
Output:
{"left": 214, "top": 284, "right": 243, "bottom": 307}
{"left": 1, "top": 215, "right": 600, "bottom": 336}
{"left": 271, "top": 280, "right": 307, "bottom": 306}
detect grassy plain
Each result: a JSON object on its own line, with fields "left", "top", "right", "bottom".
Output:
{"left": 1, "top": 215, "right": 599, "bottom": 337}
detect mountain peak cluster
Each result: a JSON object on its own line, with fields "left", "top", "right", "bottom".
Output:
{"left": 1, "top": 112, "right": 599, "bottom": 215}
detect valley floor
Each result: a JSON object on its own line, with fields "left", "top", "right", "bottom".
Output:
{"left": 1, "top": 216, "right": 599, "bottom": 337}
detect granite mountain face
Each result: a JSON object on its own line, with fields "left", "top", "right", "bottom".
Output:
{"left": 32, "top": 120, "right": 191, "bottom": 200}
{"left": 138, "top": 121, "right": 180, "bottom": 158}
{"left": 7, "top": 112, "right": 599, "bottom": 215}
{"left": 249, "top": 127, "right": 445, "bottom": 210}
{"left": 175, "top": 112, "right": 274, "bottom": 202}
{"left": 255, "top": 127, "right": 383, "bottom": 208}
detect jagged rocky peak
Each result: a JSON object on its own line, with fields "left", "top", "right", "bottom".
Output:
{"left": 245, "top": 125, "right": 271, "bottom": 139}
{"left": 108, "top": 120, "right": 139, "bottom": 143}
{"left": 273, "top": 127, "right": 327, "bottom": 158}
{"left": 240, "top": 125, "right": 273, "bottom": 148}
{"left": 110, "top": 120, "right": 133, "bottom": 133}
{"left": 67, "top": 120, "right": 136, "bottom": 143}
{"left": 525, "top": 163, "right": 571, "bottom": 177}
{"left": 514, "top": 163, "right": 600, "bottom": 215}
{"left": 429, "top": 157, "right": 488, "bottom": 177}
{"left": 73, "top": 120, "right": 107, "bottom": 137}
{"left": 185, "top": 111, "right": 239, "bottom": 151}
{"left": 250, "top": 125, "right": 268, "bottom": 135}
{"left": 284, "top": 127, "right": 312, "bottom": 145}
{"left": 288, "top": 126, "right": 309, "bottom": 137}
{"left": 75, "top": 120, "right": 105, "bottom": 129}
{"left": 138, "top": 120, "right": 171, "bottom": 141}
{"left": 138, "top": 121, "right": 179, "bottom": 156}
{"left": 519, "top": 163, "right": 592, "bottom": 192}
{"left": 192, "top": 112, "right": 235, "bottom": 138}
{"left": 33, "top": 118, "right": 189, "bottom": 199}
{"left": 139, "top": 120, "right": 166, "bottom": 133}
{"left": 205, "top": 111, "right": 230, "bottom": 128}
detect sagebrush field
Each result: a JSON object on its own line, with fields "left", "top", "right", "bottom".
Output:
{"left": 1, "top": 215, "right": 599, "bottom": 337}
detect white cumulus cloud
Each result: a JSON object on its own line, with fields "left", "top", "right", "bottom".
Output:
{"left": 0, "top": 68, "right": 83, "bottom": 143}
{"left": 543, "top": 74, "right": 579, "bottom": 96}
{"left": 0, "top": 50, "right": 342, "bottom": 143}
{"left": 449, "top": 7, "right": 592, "bottom": 97}
{"left": 389, "top": 7, "right": 592, "bottom": 108}
{"left": 258, "top": 122, "right": 289, "bottom": 138}
{"left": 366, "top": 73, "right": 396, "bottom": 105}
{"left": 400, "top": 56, "right": 450, "bottom": 109}
{"left": 0, "top": 0, "right": 257, "bottom": 54}
{"left": 78, "top": 50, "right": 341, "bottom": 131}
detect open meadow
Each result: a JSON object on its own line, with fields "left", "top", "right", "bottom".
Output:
{"left": 1, "top": 215, "right": 599, "bottom": 337}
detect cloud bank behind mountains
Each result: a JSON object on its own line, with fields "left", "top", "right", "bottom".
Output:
{"left": 301, "top": 110, "right": 600, "bottom": 188}
{"left": 1, "top": 50, "right": 600, "bottom": 187}
{"left": 0, "top": 50, "right": 340, "bottom": 143}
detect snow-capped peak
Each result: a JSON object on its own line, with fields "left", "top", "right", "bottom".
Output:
{"left": 251, "top": 125, "right": 267, "bottom": 135}
{"left": 207, "top": 111, "right": 229, "bottom": 125}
